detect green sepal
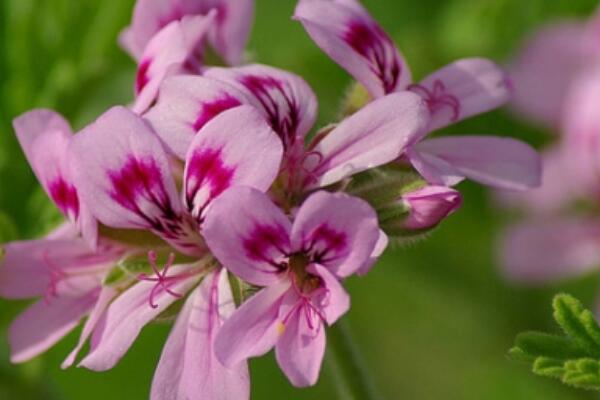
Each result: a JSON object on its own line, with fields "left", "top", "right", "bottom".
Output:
{"left": 98, "top": 225, "right": 168, "bottom": 247}
{"left": 509, "top": 294, "right": 600, "bottom": 391}
{"left": 228, "top": 272, "right": 260, "bottom": 307}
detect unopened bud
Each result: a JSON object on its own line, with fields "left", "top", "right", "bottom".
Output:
{"left": 379, "top": 185, "right": 461, "bottom": 235}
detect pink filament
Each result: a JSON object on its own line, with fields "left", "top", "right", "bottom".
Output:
{"left": 137, "top": 251, "right": 183, "bottom": 309}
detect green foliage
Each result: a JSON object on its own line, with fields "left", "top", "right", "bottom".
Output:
{"left": 510, "top": 294, "right": 600, "bottom": 390}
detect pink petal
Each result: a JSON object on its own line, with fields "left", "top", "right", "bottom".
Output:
{"left": 291, "top": 191, "right": 380, "bottom": 278}
{"left": 203, "top": 187, "right": 292, "bottom": 286}
{"left": 0, "top": 238, "right": 120, "bottom": 299}
{"left": 204, "top": 64, "right": 318, "bottom": 148}
{"left": 414, "top": 135, "right": 542, "bottom": 190}
{"left": 151, "top": 269, "right": 249, "bottom": 400}
{"left": 133, "top": 14, "right": 216, "bottom": 114}
{"left": 12, "top": 109, "right": 97, "bottom": 244}
{"left": 62, "top": 286, "right": 117, "bottom": 369}
{"left": 144, "top": 75, "right": 252, "bottom": 159}
{"left": 409, "top": 58, "right": 511, "bottom": 131}
{"left": 208, "top": 0, "right": 254, "bottom": 65}
{"left": 80, "top": 264, "right": 200, "bottom": 371}
{"left": 294, "top": 0, "right": 410, "bottom": 98}
{"left": 500, "top": 218, "right": 600, "bottom": 283}
{"left": 356, "top": 229, "right": 388, "bottom": 276}
{"left": 310, "top": 91, "right": 428, "bottom": 187}
{"left": 9, "top": 289, "right": 99, "bottom": 363}
{"left": 183, "top": 106, "right": 283, "bottom": 221}
{"left": 70, "top": 106, "right": 202, "bottom": 255}
{"left": 274, "top": 297, "right": 326, "bottom": 387}
{"left": 214, "top": 279, "right": 291, "bottom": 367}
{"left": 308, "top": 263, "right": 350, "bottom": 325}
{"left": 402, "top": 185, "right": 462, "bottom": 230}
{"left": 509, "top": 22, "right": 590, "bottom": 127}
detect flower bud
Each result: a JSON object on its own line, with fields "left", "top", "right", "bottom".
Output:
{"left": 379, "top": 185, "right": 461, "bottom": 236}
{"left": 401, "top": 186, "right": 462, "bottom": 230}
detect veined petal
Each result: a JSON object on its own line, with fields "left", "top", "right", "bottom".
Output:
{"left": 151, "top": 269, "right": 249, "bottom": 400}
{"left": 184, "top": 106, "right": 283, "bottom": 222}
{"left": 214, "top": 279, "right": 290, "bottom": 367}
{"left": 144, "top": 75, "right": 251, "bottom": 159}
{"left": 309, "top": 91, "right": 428, "bottom": 187}
{"left": 414, "top": 136, "right": 542, "bottom": 190}
{"left": 291, "top": 191, "right": 380, "bottom": 278}
{"left": 70, "top": 106, "right": 202, "bottom": 255}
{"left": 500, "top": 218, "right": 600, "bottom": 283}
{"left": 133, "top": 14, "right": 216, "bottom": 114}
{"left": 80, "top": 264, "right": 200, "bottom": 371}
{"left": 208, "top": 0, "right": 254, "bottom": 65}
{"left": 275, "top": 297, "right": 326, "bottom": 387}
{"left": 62, "top": 286, "right": 118, "bottom": 368}
{"left": 409, "top": 58, "right": 511, "bottom": 131}
{"left": 203, "top": 187, "right": 292, "bottom": 286}
{"left": 294, "top": 0, "right": 410, "bottom": 98}
{"left": 509, "top": 22, "right": 589, "bottom": 127}
{"left": 204, "top": 64, "right": 318, "bottom": 148}
{"left": 9, "top": 289, "right": 99, "bottom": 363}
{"left": 12, "top": 109, "right": 97, "bottom": 244}
{"left": 0, "top": 238, "right": 121, "bottom": 299}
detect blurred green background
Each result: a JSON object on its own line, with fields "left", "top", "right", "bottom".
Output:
{"left": 1, "top": 0, "right": 600, "bottom": 398}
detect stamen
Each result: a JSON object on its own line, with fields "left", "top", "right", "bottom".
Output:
{"left": 137, "top": 251, "right": 183, "bottom": 309}
{"left": 42, "top": 250, "right": 67, "bottom": 305}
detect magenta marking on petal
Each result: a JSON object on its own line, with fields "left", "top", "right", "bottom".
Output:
{"left": 192, "top": 96, "right": 242, "bottom": 132}
{"left": 239, "top": 74, "right": 300, "bottom": 149}
{"left": 407, "top": 80, "right": 461, "bottom": 122}
{"left": 136, "top": 59, "right": 152, "bottom": 94}
{"left": 303, "top": 224, "right": 347, "bottom": 264}
{"left": 48, "top": 177, "right": 80, "bottom": 219}
{"left": 344, "top": 20, "right": 401, "bottom": 94}
{"left": 185, "top": 148, "right": 235, "bottom": 217}
{"left": 243, "top": 224, "right": 290, "bottom": 269}
{"left": 107, "top": 156, "right": 184, "bottom": 235}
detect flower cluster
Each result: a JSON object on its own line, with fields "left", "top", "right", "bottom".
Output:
{"left": 498, "top": 8, "right": 600, "bottom": 292}
{"left": 1, "top": 0, "right": 540, "bottom": 398}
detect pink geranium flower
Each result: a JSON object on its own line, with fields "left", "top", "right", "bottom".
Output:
{"left": 203, "top": 187, "right": 380, "bottom": 386}
{"left": 294, "top": 0, "right": 541, "bottom": 191}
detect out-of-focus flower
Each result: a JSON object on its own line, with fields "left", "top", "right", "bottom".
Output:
{"left": 204, "top": 188, "right": 380, "bottom": 386}
{"left": 120, "top": 0, "right": 254, "bottom": 65}
{"left": 294, "top": 0, "right": 541, "bottom": 191}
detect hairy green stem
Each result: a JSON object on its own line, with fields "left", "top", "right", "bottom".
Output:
{"left": 325, "top": 319, "right": 382, "bottom": 400}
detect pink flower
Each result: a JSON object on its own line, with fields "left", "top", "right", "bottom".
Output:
{"left": 294, "top": 0, "right": 541, "bottom": 191}
{"left": 203, "top": 187, "right": 381, "bottom": 386}
{"left": 144, "top": 64, "right": 430, "bottom": 193}
{"left": 120, "top": 0, "right": 254, "bottom": 66}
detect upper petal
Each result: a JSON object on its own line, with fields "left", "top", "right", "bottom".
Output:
{"left": 214, "top": 279, "right": 291, "bottom": 367}
{"left": 150, "top": 269, "right": 249, "bottom": 400}
{"left": 409, "top": 58, "right": 511, "bottom": 131}
{"left": 183, "top": 106, "right": 283, "bottom": 222}
{"left": 70, "top": 106, "right": 201, "bottom": 255}
{"left": 308, "top": 263, "right": 350, "bottom": 325}
{"left": 414, "top": 136, "right": 542, "bottom": 190}
{"left": 294, "top": 0, "right": 411, "bottom": 98}
{"left": 500, "top": 218, "right": 600, "bottom": 283}
{"left": 80, "top": 264, "right": 200, "bottom": 371}
{"left": 203, "top": 187, "right": 292, "bottom": 286}
{"left": 133, "top": 14, "right": 216, "bottom": 114}
{"left": 144, "top": 75, "right": 252, "bottom": 159}
{"left": 204, "top": 64, "right": 318, "bottom": 148}
{"left": 309, "top": 91, "right": 428, "bottom": 187}
{"left": 291, "top": 191, "right": 380, "bottom": 278}
{"left": 12, "top": 109, "right": 97, "bottom": 244}
{"left": 208, "top": 0, "right": 254, "bottom": 65}
{"left": 509, "top": 22, "right": 590, "bottom": 127}
{"left": 356, "top": 229, "right": 388, "bottom": 276}
{"left": 9, "top": 289, "right": 99, "bottom": 363}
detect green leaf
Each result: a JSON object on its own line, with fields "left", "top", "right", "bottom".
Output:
{"left": 509, "top": 293, "right": 600, "bottom": 391}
